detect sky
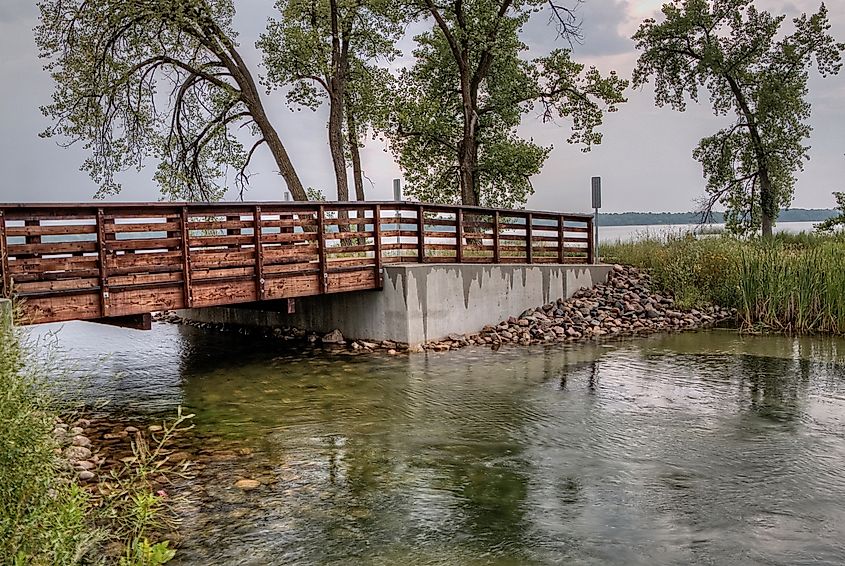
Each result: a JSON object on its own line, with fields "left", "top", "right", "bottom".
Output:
{"left": 0, "top": 0, "right": 843, "bottom": 214}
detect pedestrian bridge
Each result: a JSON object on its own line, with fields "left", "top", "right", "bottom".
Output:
{"left": 0, "top": 202, "right": 595, "bottom": 327}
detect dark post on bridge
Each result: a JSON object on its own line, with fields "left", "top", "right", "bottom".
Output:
{"left": 0, "top": 202, "right": 595, "bottom": 325}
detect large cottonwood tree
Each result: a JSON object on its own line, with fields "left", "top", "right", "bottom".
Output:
{"left": 36, "top": 0, "right": 306, "bottom": 200}
{"left": 260, "top": 0, "right": 403, "bottom": 201}
{"left": 387, "top": 0, "right": 627, "bottom": 207}
{"left": 633, "top": 0, "right": 843, "bottom": 236}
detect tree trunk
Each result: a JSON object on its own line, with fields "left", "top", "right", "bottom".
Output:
{"left": 328, "top": 91, "right": 349, "bottom": 201}
{"left": 458, "top": 84, "right": 480, "bottom": 206}
{"left": 328, "top": 0, "right": 349, "bottom": 202}
{"left": 345, "top": 96, "right": 365, "bottom": 201}
{"left": 224, "top": 43, "right": 306, "bottom": 201}
{"left": 760, "top": 168, "right": 775, "bottom": 238}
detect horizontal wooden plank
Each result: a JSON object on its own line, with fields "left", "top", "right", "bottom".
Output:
{"left": 187, "top": 235, "right": 254, "bottom": 247}
{"left": 16, "top": 277, "right": 100, "bottom": 294}
{"left": 107, "top": 251, "right": 182, "bottom": 270}
{"left": 107, "top": 238, "right": 181, "bottom": 252}
{"left": 10, "top": 256, "right": 99, "bottom": 274}
{"left": 11, "top": 268, "right": 100, "bottom": 282}
{"left": 108, "top": 222, "right": 180, "bottom": 233}
{"left": 8, "top": 241, "right": 97, "bottom": 255}
{"left": 261, "top": 232, "right": 318, "bottom": 244}
{"left": 108, "top": 271, "right": 183, "bottom": 288}
{"left": 323, "top": 231, "right": 373, "bottom": 240}
{"left": 7, "top": 224, "right": 97, "bottom": 237}
{"left": 187, "top": 220, "right": 253, "bottom": 231}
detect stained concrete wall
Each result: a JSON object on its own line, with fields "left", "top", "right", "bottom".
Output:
{"left": 178, "top": 264, "right": 612, "bottom": 346}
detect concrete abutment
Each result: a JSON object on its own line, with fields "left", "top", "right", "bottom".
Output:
{"left": 177, "top": 264, "right": 612, "bottom": 346}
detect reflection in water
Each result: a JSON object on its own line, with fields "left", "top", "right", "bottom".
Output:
{"left": 26, "top": 323, "right": 845, "bottom": 565}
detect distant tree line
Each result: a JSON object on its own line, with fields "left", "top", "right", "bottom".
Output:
{"left": 36, "top": 0, "right": 843, "bottom": 237}
{"left": 599, "top": 208, "right": 838, "bottom": 227}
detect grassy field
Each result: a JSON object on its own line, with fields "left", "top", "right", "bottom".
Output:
{"left": 601, "top": 231, "right": 845, "bottom": 335}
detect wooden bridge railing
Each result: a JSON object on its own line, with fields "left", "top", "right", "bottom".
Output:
{"left": 0, "top": 202, "right": 594, "bottom": 324}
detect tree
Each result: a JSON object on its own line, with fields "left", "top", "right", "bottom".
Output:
{"left": 36, "top": 0, "right": 306, "bottom": 201}
{"left": 633, "top": 1, "right": 844, "bottom": 237}
{"left": 385, "top": 1, "right": 627, "bottom": 207}
{"left": 260, "top": 0, "right": 403, "bottom": 201}
{"left": 816, "top": 192, "right": 845, "bottom": 233}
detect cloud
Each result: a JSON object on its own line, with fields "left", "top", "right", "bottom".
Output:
{"left": 0, "top": 0, "right": 842, "bottom": 212}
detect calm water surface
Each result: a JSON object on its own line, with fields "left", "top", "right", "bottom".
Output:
{"left": 27, "top": 322, "right": 845, "bottom": 565}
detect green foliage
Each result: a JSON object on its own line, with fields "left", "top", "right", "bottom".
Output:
{"left": 0, "top": 321, "right": 190, "bottom": 564}
{"left": 0, "top": 326, "right": 98, "bottom": 564}
{"left": 816, "top": 192, "right": 845, "bottom": 233}
{"left": 387, "top": 1, "right": 627, "bottom": 207}
{"left": 633, "top": 0, "right": 844, "bottom": 236}
{"left": 35, "top": 0, "right": 304, "bottom": 201}
{"left": 260, "top": 0, "right": 402, "bottom": 113}
{"left": 603, "top": 231, "right": 845, "bottom": 334}
{"left": 259, "top": 0, "right": 404, "bottom": 199}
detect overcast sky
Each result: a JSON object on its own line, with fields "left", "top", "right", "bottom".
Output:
{"left": 0, "top": 0, "right": 842, "bottom": 213}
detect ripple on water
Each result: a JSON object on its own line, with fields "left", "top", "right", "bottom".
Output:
{"left": 25, "top": 324, "right": 845, "bottom": 565}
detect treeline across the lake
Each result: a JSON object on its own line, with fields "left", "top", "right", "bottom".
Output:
{"left": 600, "top": 209, "right": 838, "bottom": 227}
{"left": 602, "top": 232, "right": 845, "bottom": 335}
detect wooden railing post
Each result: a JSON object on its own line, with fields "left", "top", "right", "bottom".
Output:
{"left": 317, "top": 204, "right": 328, "bottom": 293}
{"left": 95, "top": 209, "right": 109, "bottom": 318}
{"left": 417, "top": 204, "right": 426, "bottom": 263}
{"left": 526, "top": 212, "right": 533, "bottom": 264}
{"left": 253, "top": 205, "right": 265, "bottom": 301}
{"left": 0, "top": 211, "right": 9, "bottom": 297}
{"left": 373, "top": 204, "right": 383, "bottom": 288}
{"left": 180, "top": 207, "right": 193, "bottom": 308}
{"left": 586, "top": 215, "right": 595, "bottom": 264}
{"left": 455, "top": 208, "right": 464, "bottom": 263}
{"left": 558, "top": 215, "right": 566, "bottom": 264}
{"left": 493, "top": 211, "right": 501, "bottom": 263}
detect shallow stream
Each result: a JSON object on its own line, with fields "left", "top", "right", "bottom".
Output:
{"left": 29, "top": 322, "right": 845, "bottom": 565}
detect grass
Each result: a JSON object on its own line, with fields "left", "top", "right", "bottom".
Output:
{"left": 0, "top": 317, "right": 190, "bottom": 565}
{"left": 602, "top": 231, "right": 845, "bottom": 335}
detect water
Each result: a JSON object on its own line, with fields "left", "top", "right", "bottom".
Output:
{"left": 599, "top": 221, "right": 820, "bottom": 243}
{"left": 27, "top": 322, "right": 845, "bottom": 565}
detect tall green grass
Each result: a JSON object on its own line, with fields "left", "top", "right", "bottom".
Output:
{"left": 0, "top": 320, "right": 184, "bottom": 565}
{"left": 602, "top": 232, "right": 845, "bottom": 335}
{"left": 0, "top": 322, "right": 98, "bottom": 563}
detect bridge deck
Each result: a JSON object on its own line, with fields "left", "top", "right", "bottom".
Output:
{"left": 0, "top": 202, "right": 594, "bottom": 325}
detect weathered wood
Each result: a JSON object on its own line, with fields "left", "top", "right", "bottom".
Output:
{"left": 8, "top": 224, "right": 97, "bottom": 237}
{"left": 317, "top": 205, "right": 327, "bottom": 293}
{"left": 373, "top": 205, "right": 383, "bottom": 288}
{"left": 526, "top": 213, "right": 533, "bottom": 264}
{"left": 1, "top": 201, "right": 594, "bottom": 325}
{"left": 180, "top": 207, "right": 193, "bottom": 308}
{"left": 493, "top": 211, "right": 501, "bottom": 263}
{"left": 254, "top": 206, "right": 265, "bottom": 301}
{"left": 108, "top": 222, "right": 180, "bottom": 233}
{"left": 0, "top": 212, "right": 9, "bottom": 297}
{"left": 96, "top": 209, "right": 109, "bottom": 317}
{"left": 417, "top": 205, "right": 426, "bottom": 262}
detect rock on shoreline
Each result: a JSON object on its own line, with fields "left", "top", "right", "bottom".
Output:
{"left": 154, "top": 265, "right": 734, "bottom": 354}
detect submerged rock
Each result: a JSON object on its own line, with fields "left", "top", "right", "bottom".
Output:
{"left": 234, "top": 479, "right": 261, "bottom": 491}
{"left": 322, "top": 329, "right": 345, "bottom": 344}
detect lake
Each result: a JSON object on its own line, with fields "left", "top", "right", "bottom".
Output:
{"left": 598, "top": 221, "right": 820, "bottom": 243}
{"left": 28, "top": 321, "right": 845, "bottom": 565}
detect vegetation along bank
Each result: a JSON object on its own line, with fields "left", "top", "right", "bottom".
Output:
{"left": 603, "top": 232, "right": 845, "bottom": 335}
{"left": 0, "top": 323, "right": 193, "bottom": 565}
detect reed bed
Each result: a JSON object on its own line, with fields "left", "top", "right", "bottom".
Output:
{"left": 602, "top": 232, "right": 845, "bottom": 335}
